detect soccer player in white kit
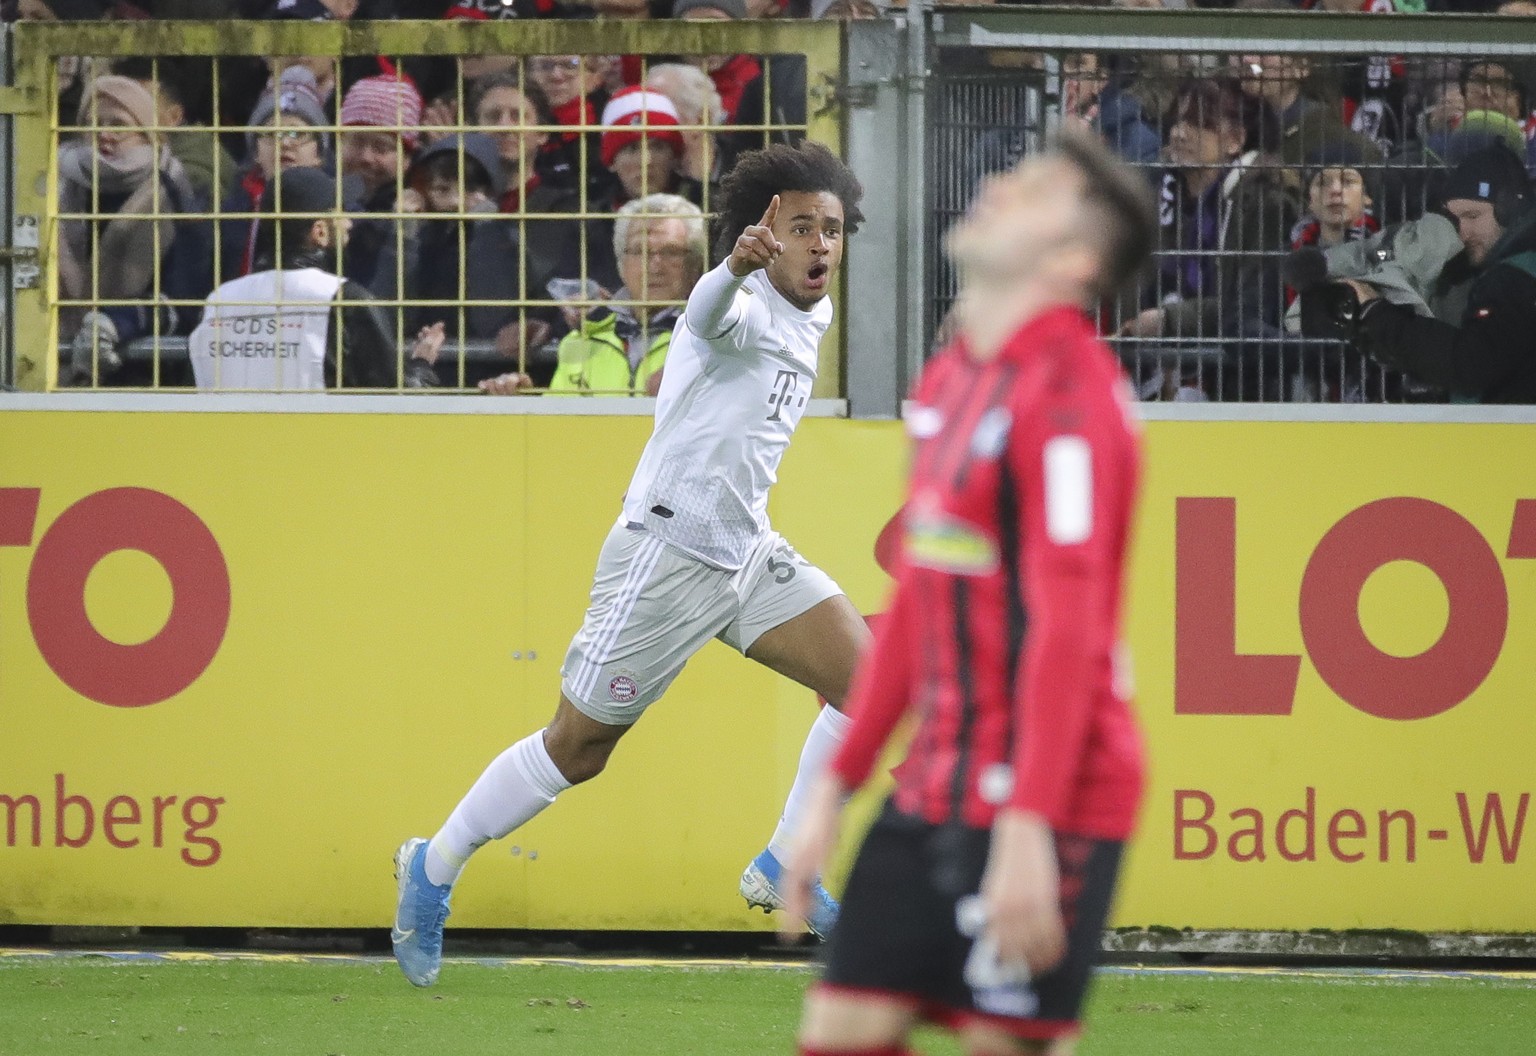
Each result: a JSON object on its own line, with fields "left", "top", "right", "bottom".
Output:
{"left": 392, "top": 142, "right": 871, "bottom": 987}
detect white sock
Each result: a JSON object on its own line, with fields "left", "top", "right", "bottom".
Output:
{"left": 766, "top": 705, "right": 854, "bottom": 863}
{"left": 424, "top": 730, "right": 572, "bottom": 887}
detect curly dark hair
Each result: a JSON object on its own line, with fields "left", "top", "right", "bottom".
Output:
{"left": 713, "top": 141, "right": 866, "bottom": 260}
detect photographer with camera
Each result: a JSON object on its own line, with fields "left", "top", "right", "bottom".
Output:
{"left": 1341, "top": 146, "right": 1536, "bottom": 403}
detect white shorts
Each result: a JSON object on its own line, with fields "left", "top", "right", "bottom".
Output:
{"left": 560, "top": 523, "right": 844, "bottom": 725}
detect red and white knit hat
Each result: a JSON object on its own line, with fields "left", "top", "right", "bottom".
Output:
{"left": 340, "top": 72, "right": 424, "bottom": 150}
{"left": 600, "top": 87, "right": 685, "bottom": 168}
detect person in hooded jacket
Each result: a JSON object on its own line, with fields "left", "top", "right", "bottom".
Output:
{"left": 60, "top": 74, "right": 212, "bottom": 387}
{"left": 386, "top": 131, "right": 564, "bottom": 379}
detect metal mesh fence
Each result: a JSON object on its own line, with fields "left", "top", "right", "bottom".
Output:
{"left": 35, "top": 27, "right": 823, "bottom": 393}
{"left": 929, "top": 37, "right": 1534, "bottom": 403}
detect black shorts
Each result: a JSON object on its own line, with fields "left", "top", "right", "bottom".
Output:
{"left": 819, "top": 799, "right": 1125, "bottom": 1041}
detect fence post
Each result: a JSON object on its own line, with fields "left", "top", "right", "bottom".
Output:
{"left": 0, "top": 23, "right": 12, "bottom": 390}
{"left": 3, "top": 23, "right": 51, "bottom": 391}
{"left": 844, "top": 16, "right": 923, "bottom": 420}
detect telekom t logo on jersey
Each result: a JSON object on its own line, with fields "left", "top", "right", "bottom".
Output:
{"left": 1175, "top": 496, "right": 1536, "bottom": 721}
{"left": 0, "top": 487, "right": 231, "bottom": 708}
{"left": 767, "top": 369, "right": 803, "bottom": 423}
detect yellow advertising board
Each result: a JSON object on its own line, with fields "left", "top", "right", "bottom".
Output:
{"left": 1123, "top": 417, "right": 1536, "bottom": 935}
{"left": 0, "top": 405, "right": 1532, "bottom": 936}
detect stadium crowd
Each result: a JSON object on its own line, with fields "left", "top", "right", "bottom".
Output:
{"left": 10, "top": 0, "right": 1536, "bottom": 400}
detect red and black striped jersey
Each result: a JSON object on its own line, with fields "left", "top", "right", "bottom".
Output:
{"left": 831, "top": 306, "right": 1146, "bottom": 838}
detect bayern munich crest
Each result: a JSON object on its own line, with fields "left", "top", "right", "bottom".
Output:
{"left": 608, "top": 675, "right": 639, "bottom": 703}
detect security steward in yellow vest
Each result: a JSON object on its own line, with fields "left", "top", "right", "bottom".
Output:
{"left": 479, "top": 193, "right": 707, "bottom": 396}
{"left": 548, "top": 297, "right": 680, "bottom": 395}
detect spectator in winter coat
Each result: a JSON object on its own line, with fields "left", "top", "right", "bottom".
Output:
{"left": 387, "top": 132, "right": 564, "bottom": 378}
{"left": 467, "top": 73, "right": 584, "bottom": 292}
{"left": 527, "top": 54, "right": 604, "bottom": 186}
{"left": 337, "top": 67, "right": 424, "bottom": 296}
{"left": 1234, "top": 51, "right": 1380, "bottom": 170}
{"left": 1119, "top": 76, "right": 1301, "bottom": 399}
{"left": 645, "top": 63, "right": 727, "bottom": 203}
{"left": 59, "top": 74, "right": 211, "bottom": 386}
{"left": 1290, "top": 142, "right": 1381, "bottom": 253}
{"left": 116, "top": 57, "right": 241, "bottom": 206}
{"left": 219, "top": 66, "right": 332, "bottom": 284}
{"left": 549, "top": 194, "right": 706, "bottom": 395}
{"left": 578, "top": 88, "right": 701, "bottom": 290}
{"left": 674, "top": 0, "right": 807, "bottom": 160}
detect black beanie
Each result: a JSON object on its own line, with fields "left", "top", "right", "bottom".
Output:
{"left": 1440, "top": 145, "right": 1532, "bottom": 215}
{"left": 259, "top": 166, "right": 341, "bottom": 214}
{"left": 256, "top": 167, "right": 344, "bottom": 266}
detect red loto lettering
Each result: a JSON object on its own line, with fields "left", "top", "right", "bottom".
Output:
{"left": 1175, "top": 498, "right": 1301, "bottom": 715}
{"left": 1507, "top": 500, "right": 1536, "bottom": 559}
{"left": 0, "top": 488, "right": 40, "bottom": 547}
{"left": 26, "top": 488, "right": 230, "bottom": 708}
{"left": 1300, "top": 498, "right": 1507, "bottom": 721}
{"left": 1179, "top": 496, "right": 1518, "bottom": 722}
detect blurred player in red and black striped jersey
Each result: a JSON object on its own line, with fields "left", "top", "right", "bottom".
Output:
{"left": 784, "top": 129, "right": 1158, "bottom": 1056}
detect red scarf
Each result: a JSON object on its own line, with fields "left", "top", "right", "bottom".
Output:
{"left": 238, "top": 168, "right": 269, "bottom": 277}
{"left": 500, "top": 172, "right": 542, "bottom": 214}
{"left": 549, "top": 96, "right": 596, "bottom": 143}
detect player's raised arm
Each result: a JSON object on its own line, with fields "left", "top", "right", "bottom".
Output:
{"left": 685, "top": 195, "right": 783, "bottom": 340}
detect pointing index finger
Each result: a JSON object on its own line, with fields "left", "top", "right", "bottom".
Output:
{"left": 758, "top": 194, "right": 780, "bottom": 232}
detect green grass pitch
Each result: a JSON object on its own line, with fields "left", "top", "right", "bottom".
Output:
{"left": 1, "top": 955, "right": 1533, "bottom": 1055}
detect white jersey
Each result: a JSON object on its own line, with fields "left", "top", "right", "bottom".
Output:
{"left": 189, "top": 267, "right": 341, "bottom": 391}
{"left": 620, "top": 265, "right": 832, "bottom": 570}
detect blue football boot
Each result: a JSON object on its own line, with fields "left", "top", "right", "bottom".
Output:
{"left": 739, "top": 848, "right": 839, "bottom": 939}
{"left": 391, "top": 837, "right": 453, "bottom": 987}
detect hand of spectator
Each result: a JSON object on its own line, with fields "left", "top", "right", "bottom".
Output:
{"left": 399, "top": 188, "right": 425, "bottom": 214}
{"left": 478, "top": 371, "right": 535, "bottom": 395}
{"left": 644, "top": 369, "right": 664, "bottom": 397}
{"left": 559, "top": 286, "right": 612, "bottom": 331}
{"left": 67, "top": 311, "right": 122, "bottom": 386}
{"left": 494, "top": 318, "right": 552, "bottom": 359}
{"left": 727, "top": 195, "right": 784, "bottom": 278}
{"left": 420, "top": 97, "right": 457, "bottom": 149}
{"left": 1117, "top": 307, "right": 1166, "bottom": 339}
{"left": 1341, "top": 280, "right": 1380, "bottom": 305}
{"left": 410, "top": 321, "right": 445, "bottom": 365}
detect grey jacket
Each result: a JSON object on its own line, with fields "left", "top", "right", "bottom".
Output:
{"left": 1322, "top": 212, "right": 1463, "bottom": 317}
{"left": 1285, "top": 211, "right": 1467, "bottom": 335}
